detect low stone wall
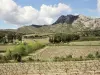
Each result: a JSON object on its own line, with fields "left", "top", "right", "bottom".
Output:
{"left": 0, "top": 60, "right": 100, "bottom": 75}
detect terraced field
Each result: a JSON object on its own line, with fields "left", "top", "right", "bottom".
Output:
{"left": 69, "top": 41, "right": 100, "bottom": 46}
{"left": 26, "top": 46, "right": 100, "bottom": 61}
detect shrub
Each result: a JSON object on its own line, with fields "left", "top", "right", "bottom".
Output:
{"left": 72, "top": 34, "right": 80, "bottom": 40}
{"left": 17, "top": 54, "right": 22, "bottom": 62}
{"left": 0, "top": 54, "right": 3, "bottom": 60}
{"left": 95, "top": 51, "right": 100, "bottom": 58}
{"left": 64, "top": 55, "right": 73, "bottom": 61}
{"left": 66, "top": 55, "right": 72, "bottom": 59}
{"left": 12, "top": 44, "right": 27, "bottom": 56}
{"left": 28, "top": 57, "right": 34, "bottom": 61}
{"left": 80, "top": 56, "right": 83, "bottom": 60}
{"left": 53, "top": 56, "right": 65, "bottom": 62}
{"left": 0, "top": 54, "right": 9, "bottom": 63}
{"left": 5, "top": 50, "right": 12, "bottom": 60}
{"left": 53, "top": 55, "right": 73, "bottom": 62}
{"left": 12, "top": 53, "right": 22, "bottom": 62}
{"left": 53, "top": 56, "right": 60, "bottom": 62}
{"left": 16, "top": 33, "right": 22, "bottom": 41}
{"left": 49, "top": 36, "right": 54, "bottom": 43}
{"left": 86, "top": 53, "right": 95, "bottom": 59}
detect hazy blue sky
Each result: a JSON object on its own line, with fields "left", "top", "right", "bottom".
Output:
{"left": 0, "top": 0, "right": 99, "bottom": 29}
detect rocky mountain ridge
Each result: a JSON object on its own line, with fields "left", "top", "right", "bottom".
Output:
{"left": 7, "top": 14, "right": 100, "bottom": 34}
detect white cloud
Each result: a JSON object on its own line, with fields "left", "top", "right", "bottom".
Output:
{"left": 0, "top": 0, "right": 72, "bottom": 25}
{"left": 97, "top": 0, "right": 100, "bottom": 12}
{"left": 74, "top": 13, "right": 79, "bottom": 15}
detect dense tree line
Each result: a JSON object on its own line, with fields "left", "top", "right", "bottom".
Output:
{"left": 49, "top": 33, "right": 80, "bottom": 43}
{"left": 0, "top": 31, "right": 23, "bottom": 44}
{"left": 23, "top": 34, "right": 48, "bottom": 39}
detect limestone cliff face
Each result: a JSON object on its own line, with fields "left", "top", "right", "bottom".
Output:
{"left": 53, "top": 14, "right": 100, "bottom": 31}
{"left": 72, "top": 15, "right": 100, "bottom": 30}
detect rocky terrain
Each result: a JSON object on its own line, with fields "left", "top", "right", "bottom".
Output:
{"left": 0, "top": 60, "right": 100, "bottom": 75}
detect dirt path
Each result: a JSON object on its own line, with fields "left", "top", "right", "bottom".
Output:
{"left": 23, "top": 46, "right": 49, "bottom": 60}
{"left": 29, "top": 46, "right": 49, "bottom": 56}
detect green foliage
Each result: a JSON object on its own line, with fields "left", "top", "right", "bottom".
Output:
{"left": 12, "top": 44, "right": 27, "bottom": 56}
{"left": 66, "top": 55, "right": 72, "bottom": 59}
{"left": 24, "top": 34, "right": 48, "bottom": 39}
{"left": 54, "top": 33, "right": 62, "bottom": 43}
{"left": 12, "top": 53, "right": 22, "bottom": 62}
{"left": 0, "top": 54, "right": 9, "bottom": 63}
{"left": 0, "top": 30, "right": 23, "bottom": 44}
{"left": 7, "top": 33, "right": 14, "bottom": 43}
{"left": 28, "top": 57, "right": 34, "bottom": 61}
{"left": 5, "top": 42, "right": 45, "bottom": 61}
{"left": 5, "top": 50, "right": 12, "bottom": 60}
{"left": 49, "top": 33, "right": 80, "bottom": 44}
{"left": 61, "top": 33, "right": 67, "bottom": 43}
{"left": 95, "top": 51, "right": 100, "bottom": 58}
{"left": 65, "top": 34, "right": 72, "bottom": 43}
{"left": 53, "top": 55, "right": 73, "bottom": 62}
{"left": 16, "top": 33, "right": 22, "bottom": 41}
{"left": 49, "top": 36, "right": 54, "bottom": 43}
{"left": 53, "top": 53, "right": 99, "bottom": 62}
{"left": 86, "top": 53, "right": 95, "bottom": 59}
{"left": 53, "top": 56, "right": 65, "bottom": 62}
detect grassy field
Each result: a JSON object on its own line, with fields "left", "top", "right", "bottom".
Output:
{"left": 25, "top": 45, "right": 100, "bottom": 61}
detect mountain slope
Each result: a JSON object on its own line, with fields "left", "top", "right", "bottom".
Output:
{"left": 17, "top": 14, "right": 100, "bottom": 34}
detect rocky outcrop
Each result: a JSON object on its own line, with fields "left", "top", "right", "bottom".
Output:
{"left": 53, "top": 14, "right": 78, "bottom": 24}
{"left": 73, "top": 15, "right": 100, "bottom": 30}
{"left": 53, "top": 14, "right": 100, "bottom": 30}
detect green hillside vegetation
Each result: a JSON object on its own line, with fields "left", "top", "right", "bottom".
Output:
{"left": 5, "top": 41, "right": 45, "bottom": 62}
